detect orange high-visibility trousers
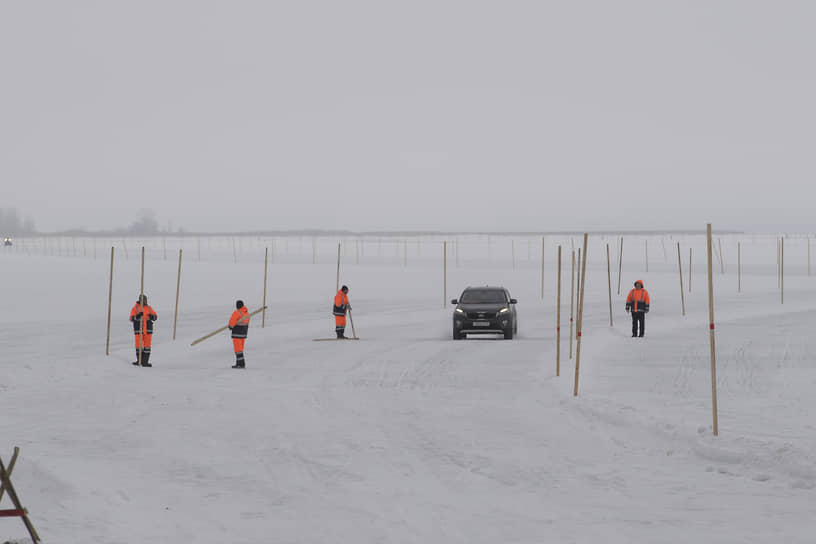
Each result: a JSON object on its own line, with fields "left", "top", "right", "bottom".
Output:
{"left": 232, "top": 338, "right": 245, "bottom": 353}
{"left": 134, "top": 333, "right": 153, "bottom": 349}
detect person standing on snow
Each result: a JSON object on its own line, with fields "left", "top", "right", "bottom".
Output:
{"left": 333, "top": 285, "right": 350, "bottom": 339}
{"left": 228, "top": 300, "right": 250, "bottom": 369}
{"left": 130, "top": 294, "right": 157, "bottom": 366}
{"left": 625, "top": 280, "right": 650, "bottom": 337}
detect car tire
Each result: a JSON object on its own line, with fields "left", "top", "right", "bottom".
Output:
{"left": 453, "top": 325, "right": 463, "bottom": 340}
{"left": 504, "top": 326, "right": 513, "bottom": 340}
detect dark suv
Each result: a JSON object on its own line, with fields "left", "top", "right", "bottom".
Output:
{"left": 451, "top": 286, "right": 518, "bottom": 340}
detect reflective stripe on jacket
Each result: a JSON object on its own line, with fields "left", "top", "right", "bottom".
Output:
{"left": 626, "top": 289, "right": 650, "bottom": 313}
{"left": 229, "top": 307, "right": 250, "bottom": 339}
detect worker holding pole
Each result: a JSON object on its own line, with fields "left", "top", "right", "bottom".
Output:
{"left": 130, "top": 295, "right": 157, "bottom": 367}
{"left": 229, "top": 300, "right": 250, "bottom": 369}
{"left": 333, "top": 285, "right": 350, "bottom": 339}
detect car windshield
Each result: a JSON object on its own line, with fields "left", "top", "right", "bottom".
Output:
{"left": 460, "top": 290, "right": 506, "bottom": 304}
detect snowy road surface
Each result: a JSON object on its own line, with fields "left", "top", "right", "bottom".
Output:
{"left": 2, "top": 234, "right": 815, "bottom": 543}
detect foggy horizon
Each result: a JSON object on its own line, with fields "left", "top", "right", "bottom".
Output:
{"left": 3, "top": 2, "right": 815, "bottom": 234}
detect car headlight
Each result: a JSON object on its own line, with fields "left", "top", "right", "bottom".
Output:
{"left": 455, "top": 308, "right": 464, "bottom": 314}
{"left": 498, "top": 307, "right": 509, "bottom": 314}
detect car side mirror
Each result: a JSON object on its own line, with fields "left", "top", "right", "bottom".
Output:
{"left": 451, "top": 299, "right": 458, "bottom": 305}
{"left": 509, "top": 298, "right": 517, "bottom": 304}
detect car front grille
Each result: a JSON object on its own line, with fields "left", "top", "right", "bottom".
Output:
{"left": 467, "top": 312, "right": 497, "bottom": 319}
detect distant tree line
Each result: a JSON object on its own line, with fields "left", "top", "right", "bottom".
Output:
{"left": 0, "top": 208, "right": 36, "bottom": 235}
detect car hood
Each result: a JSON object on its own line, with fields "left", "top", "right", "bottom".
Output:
{"left": 456, "top": 303, "right": 508, "bottom": 312}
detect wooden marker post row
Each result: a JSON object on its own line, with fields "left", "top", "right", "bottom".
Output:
{"left": 574, "top": 233, "right": 589, "bottom": 397}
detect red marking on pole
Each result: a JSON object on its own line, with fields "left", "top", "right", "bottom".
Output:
{"left": 0, "top": 509, "right": 26, "bottom": 518}
{"left": 570, "top": 318, "right": 574, "bottom": 322}
{"left": 576, "top": 332, "right": 582, "bottom": 337}
{"left": 557, "top": 327, "right": 560, "bottom": 331}
{"left": 710, "top": 323, "right": 715, "bottom": 330}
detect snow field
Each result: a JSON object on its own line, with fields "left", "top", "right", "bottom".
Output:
{"left": 1, "top": 233, "right": 815, "bottom": 543}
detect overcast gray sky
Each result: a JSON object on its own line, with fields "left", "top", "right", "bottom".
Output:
{"left": 2, "top": 1, "right": 814, "bottom": 233}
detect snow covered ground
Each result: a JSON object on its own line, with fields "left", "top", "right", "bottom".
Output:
{"left": 2, "top": 233, "right": 815, "bottom": 543}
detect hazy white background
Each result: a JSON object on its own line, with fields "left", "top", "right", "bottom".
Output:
{"left": 2, "top": 1, "right": 814, "bottom": 233}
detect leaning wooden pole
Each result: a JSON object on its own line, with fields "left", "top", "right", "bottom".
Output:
{"left": 718, "top": 238, "right": 724, "bottom": 274}
{"left": 262, "top": 247, "right": 269, "bottom": 328}
{"left": 689, "top": 247, "right": 693, "bottom": 293}
{"left": 138, "top": 247, "right": 145, "bottom": 367}
{"left": 556, "top": 245, "right": 562, "bottom": 376}
{"left": 677, "top": 242, "right": 685, "bottom": 316}
{"left": 569, "top": 250, "right": 575, "bottom": 360}
{"left": 606, "top": 243, "right": 613, "bottom": 326}
{"left": 190, "top": 306, "right": 268, "bottom": 346}
{"left": 105, "top": 247, "right": 114, "bottom": 356}
{"left": 172, "top": 249, "right": 182, "bottom": 340}
{"left": 336, "top": 242, "right": 341, "bottom": 292}
{"left": 706, "top": 224, "right": 719, "bottom": 436}
{"left": 617, "top": 236, "right": 623, "bottom": 295}
{"left": 573, "top": 233, "right": 589, "bottom": 397}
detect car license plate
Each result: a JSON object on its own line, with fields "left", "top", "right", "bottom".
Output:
{"left": 473, "top": 321, "right": 490, "bottom": 327}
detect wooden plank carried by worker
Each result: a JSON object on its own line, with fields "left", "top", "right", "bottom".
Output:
{"left": 190, "top": 306, "right": 268, "bottom": 346}
{"left": 0, "top": 447, "right": 41, "bottom": 542}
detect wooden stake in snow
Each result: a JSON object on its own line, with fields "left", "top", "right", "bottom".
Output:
{"left": 190, "top": 306, "right": 268, "bottom": 346}
{"left": 105, "top": 247, "right": 114, "bottom": 356}
{"left": 606, "top": 243, "right": 613, "bottom": 327}
{"left": 573, "top": 233, "right": 589, "bottom": 397}
{"left": 336, "top": 243, "right": 341, "bottom": 292}
{"left": 138, "top": 247, "right": 145, "bottom": 367}
{"left": 173, "top": 249, "right": 182, "bottom": 340}
{"left": 262, "top": 247, "right": 268, "bottom": 328}
{"left": 706, "top": 224, "right": 719, "bottom": 436}
{"left": 677, "top": 242, "right": 685, "bottom": 316}
{"left": 556, "top": 245, "right": 562, "bottom": 376}
{"left": 689, "top": 247, "right": 692, "bottom": 293}
{"left": 718, "top": 238, "right": 724, "bottom": 274}
{"left": 645, "top": 239, "right": 648, "bottom": 273}
{"left": 570, "top": 250, "right": 575, "bottom": 360}
{"left": 0, "top": 447, "right": 41, "bottom": 543}
{"left": 617, "top": 236, "right": 623, "bottom": 295}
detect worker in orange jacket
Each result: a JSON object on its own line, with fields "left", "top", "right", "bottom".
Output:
{"left": 625, "top": 280, "right": 650, "bottom": 337}
{"left": 229, "top": 300, "right": 250, "bottom": 369}
{"left": 333, "top": 285, "right": 350, "bottom": 339}
{"left": 130, "top": 294, "right": 157, "bottom": 366}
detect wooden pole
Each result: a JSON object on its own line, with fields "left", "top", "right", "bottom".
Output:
{"left": 347, "top": 307, "right": 358, "bottom": 339}
{"left": 617, "top": 236, "right": 623, "bottom": 295}
{"left": 336, "top": 243, "right": 341, "bottom": 292}
{"left": 576, "top": 248, "right": 582, "bottom": 313}
{"left": 138, "top": 247, "right": 145, "bottom": 367}
{"left": 262, "top": 247, "right": 268, "bottom": 328}
{"left": 105, "top": 247, "right": 114, "bottom": 356}
{"left": 706, "top": 224, "right": 719, "bottom": 436}
{"left": 172, "top": 249, "right": 182, "bottom": 340}
{"left": 718, "top": 238, "right": 724, "bottom": 274}
{"left": 677, "top": 242, "right": 685, "bottom": 316}
{"left": 556, "top": 245, "right": 562, "bottom": 376}
{"left": 573, "top": 233, "right": 589, "bottom": 397}
{"left": 190, "top": 306, "right": 268, "bottom": 346}
{"left": 569, "top": 250, "right": 575, "bottom": 360}
{"left": 0, "top": 446, "right": 19, "bottom": 503}
{"left": 443, "top": 241, "right": 447, "bottom": 308}
{"left": 781, "top": 237, "right": 784, "bottom": 305}
{"left": 606, "top": 243, "right": 613, "bottom": 326}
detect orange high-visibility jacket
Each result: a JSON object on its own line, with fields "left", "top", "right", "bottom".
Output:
{"left": 333, "top": 290, "right": 349, "bottom": 316}
{"left": 626, "top": 283, "right": 650, "bottom": 313}
{"left": 229, "top": 306, "right": 250, "bottom": 339}
{"left": 130, "top": 304, "right": 157, "bottom": 335}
